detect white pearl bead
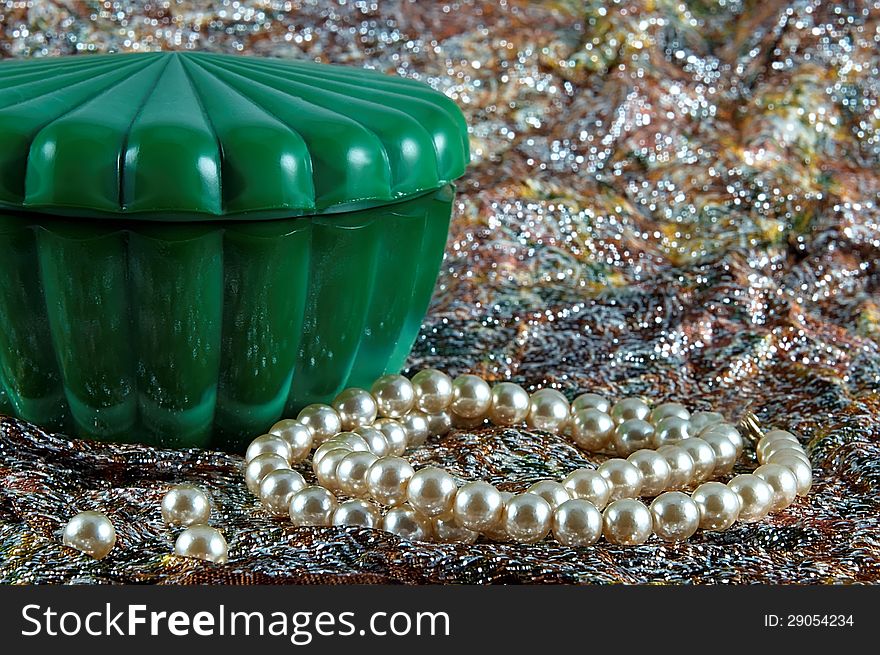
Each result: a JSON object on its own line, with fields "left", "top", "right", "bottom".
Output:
{"left": 649, "top": 402, "right": 690, "bottom": 424}
{"left": 399, "top": 410, "right": 430, "bottom": 447}
{"left": 655, "top": 444, "right": 696, "bottom": 489}
{"left": 759, "top": 439, "right": 805, "bottom": 463}
{"left": 571, "top": 392, "right": 611, "bottom": 414}
{"left": 701, "top": 431, "right": 738, "bottom": 475}
{"left": 425, "top": 410, "right": 453, "bottom": 437}
{"left": 552, "top": 498, "right": 603, "bottom": 546}
{"left": 692, "top": 481, "right": 741, "bottom": 531}
{"left": 332, "top": 499, "right": 380, "bottom": 528}
{"left": 332, "top": 388, "right": 378, "bottom": 430}
{"left": 452, "top": 481, "right": 503, "bottom": 532}
{"left": 268, "top": 419, "right": 314, "bottom": 462}
{"left": 603, "top": 498, "right": 653, "bottom": 545}
{"left": 289, "top": 486, "right": 337, "bottom": 527}
{"left": 411, "top": 369, "right": 454, "bottom": 413}
{"left": 62, "top": 511, "right": 116, "bottom": 559}
{"left": 174, "top": 525, "right": 228, "bottom": 564}
{"left": 678, "top": 437, "right": 717, "bottom": 482}
{"left": 258, "top": 469, "right": 306, "bottom": 517}
{"left": 314, "top": 447, "right": 350, "bottom": 490}
{"left": 610, "top": 397, "right": 650, "bottom": 423}
{"left": 504, "top": 493, "right": 552, "bottom": 543}
{"left": 597, "top": 458, "right": 644, "bottom": 500}
{"left": 526, "top": 389, "right": 570, "bottom": 433}
{"left": 612, "top": 418, "right": 654, "bottom": 456}
{"left": 770, "top": 455, "right": 812, "bottom": 496}
{"left": 649, "top": 491, "right": 699, "bottom": 541}
{"left": 296, "top": 404, "right": 342, "bottom": 445}
{"left": 754, "top": 464, "right": 799, "bottom": 511}
{"left": 366, "top": 456, "right": 415, "bottom": 506}
{"left": 756, "top": 430, "right": 800, "bottom": 460}
{"left": 245, "top": 434, "right": 292, "bottom": 463}
{"left": 313, "top": 432, "right": 369, "bottom": 464}
{"left": 370, "top": 374, "right": 416, "bottom": 418}
{"left": 526, "top": 479, "right": 571, "bottom": 509}
{"left": 569, "top": 408, "right": 615, "bottom": 451}
{"left": 244, "top": 453, "right": 289, "bottom": 495}
{"left": 407, "top": 466, "right": 458, "bottom": 518}
{"left": 727, "top": 474, "right": 773, "bottom": 522}
{"left": 373, "top": 418, "right": 409, "bottom": 456}
{"left": 480, "top": 491, "right": 513, "bottom": 541}
{"left": 562, "top": 468, "right": 611, "bottom": 509}
{"left": 450, "top": 374, "right": 492, "bottom": 419}
{"left": 161, "top": 484, "right": 212, "bottom": 527}
{"left": 688, "top": 410, "right": 724, "bottom": 434}
{"left": 354, "top": 426, "right": 391, "bottom": 456}
{"left": 651, "top": 416, "right": 691, "bottom": 447}
{"left": 488, "top": 382, "right": 531, "bottom": 426}
{"left": 765, "top": 446, "right": 809, "bottom": 466}
{"left": 336, "top": 451, "right": 379, "bottom": 498}
{"left": 382, "top": 504, "right": 432, "bottom": 541}
{"left": 626, "top": 449, "right": 672, "bottom": 496}
{"left": 701, "top": 423, "right": 744, "bottom": 458}
{"left": 433, "top": 517, "right": 479, "bottom": 544}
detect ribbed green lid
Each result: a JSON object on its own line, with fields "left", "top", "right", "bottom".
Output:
{"left": 0, "top": 52, "right": 469, "bottom": 221}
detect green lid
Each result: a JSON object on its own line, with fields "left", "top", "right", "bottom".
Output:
{"left": 0, "top": 52, "right": 469, "bottom": 221}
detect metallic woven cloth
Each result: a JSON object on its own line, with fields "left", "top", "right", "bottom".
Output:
{"left": 1, "top": 0, "right": 879, "bottom": 584}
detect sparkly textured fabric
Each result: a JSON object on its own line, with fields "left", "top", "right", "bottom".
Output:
{"left": 2, "top": 0, "right": 880, "bottom": 584}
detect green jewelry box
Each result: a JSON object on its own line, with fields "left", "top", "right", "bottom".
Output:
{"left": 0, "top": 52, "right": 468, "bottom": 450}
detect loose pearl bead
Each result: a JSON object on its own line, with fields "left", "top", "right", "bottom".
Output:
{"left": 399, "top": 410, "right": 430, "bottom": 447}
{"left": 407, "top": 466, "right": 458, "bottom": 518}
{"left": 569, "top": 408, "right": 615, "bottom": 451}
{"left": 354, "top": 426, "right": 391, "bottom": 457}
{"left": 296, "top": 404, "right": 342, "bottom": 445}
{"left": 701, "top": 431, "right": 738, "bottom": 475}
{"left": 370, "top": 374, "right": 416, "bottom": 418}
{"left": 678, "top": 437, "right": 717, "bottom": 482}
{"left": 688, "top": 410, "right": 724, "bottom": 434}
{"left": 552, "top": 498, "right": 603, "bottom": 546}
{"left": 332, "top": 388, "right": 378, "bottom": 430}
{"left": 610, "top": 397, "right": 650, "bottom": 423}
{"left": 411, "top": 368, "right": 454, "bottom": 413}
{"left": 161, "top": 484, "right": 212, "bottom": 527}
{"left": 526, "top": 480, "right": 571, "bottom": 509}
{"left": 562, "top": 469, "right": 611, "bottom": 509}
{"left": 289, "top": 486, "right": 337, "bottom": 527}
{"left": 626, "top": 449, "right": 672, "bottom": 497}
{"left": 526, "top": 389, "right": 570, "bottom": 433}
{"left": 727, "top": 474, "right": 773, "bottom": 522}
{"left": 174, "top": 525, "right": 228, "bottom": 564}
{"left": 425, "top": 411, "right": 453, "bottom": 437}
{"left": 701, "top": 423, "right": 744, "bottom": 458}
{"left": 259, "top": 469, "right": 306, "bottom": 517}
{"left": 314, "top": 432, "right": 369, "bottom": 463}
{"left": 770, "top": 455, "right": 812, "bottom": 496}
{"left": 314, "top": 447, "right": 350, "bottom": 489}
{"left": 382, "top": 504, "right": 432, "bottom": 541}
{"left": 433, "top": 517, "right": 479, "bottom": 544}
{"left": 332, "top": 499, "right": 380, "bottom": 528}
{"left": 245, "top": 434, "right": 292, "bottom": 463}
{"left": 62, "top": 511, "right": 116, "bottom": 559}
{"left": 450, "top": 374, "right": 492, "bottom": 419}
{"left": 597, "top": 458, "right": 644, "bottom": 501}
{"left": 655, "top": 445, "right": 696, "bottom": 490}
{"left": 650, "top": 492, "right": 700, "bottom": 541}
{"left": 692, "top": 481, "right": 741, "bottom": 531}
{"left": 268, "top": 419, "right": 313, "bottom": 462}
{"left": 488, "top": 382, "right": 531, "bottom": 425}
{"left": 244, "top": 453, "right": 289, "bottom": 495}
{"left": 336, "top": 451, "right": 379, "bottom": 498}
{"left": 756, "top": 430, "right": 800, "bottom": 460}
{"left": 754, "top": 464, "right": 799, "bottom": 511}
{"left": 649, "top": 402, "right": 690, "bottom": 424}
{"left": 571, "top": 392, "right": 611, "bottom": 414}
{"left": 374, "top": 418, "right": 408, "bottom": 456}
{"left": 504, "top": 493, "right": 552, "bottom": 543}
{"left": 651, "top": 416, "right": 691, "bottom": 447}
{"left": 366, "top": 456, "right": 415, "bottom": 506}
{"left": 612, "top": 418, "right": 654, "bottom": 456}
{"left": 603, "top": 498, "right": 653, "bottom": 545}
{"left": 453, "top": 481, "right": 504, "bottom": 532}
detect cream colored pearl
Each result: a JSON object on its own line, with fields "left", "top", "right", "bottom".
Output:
{"left": 655, "top": 445, "right": 696, "bottom": 489}
{"left": 312, "top": 442, "right": 350, "bottom": 468}
{"left": 480, "top": 491, "right": 513, "bottom": 541}
{"left": 627, "top": 449, "right": 672, "bottom": 496}
{"left": 366, "top": 456, "right": 414, "bottom": 506}
{"left": 244, "top": 453, "right": 289, "bottom": 495}
{"left": 727, "top": 474, "right": 773, "bottom": 522}
{"left": 174, "top": 525, "right": 228, "bottom": 564}
{"left": 552, "top": 498, "right": 602, "bottom": 546}
{"left": 451, "top": 411, "right": 487, "bottom": 429}
{"left": 771, "top": 455, "right": 812, "bottom": 496}
{"left": 701, "top": 431, "right": 738, "bottom": 475}
{"left": 562, "top": 468, "right": 611, "bottom": 509}
{"left": 452, "top": 481, "right": 503, "bottom": 531}
{"left": 433, "top": 517, "right": 479, "bottom": 544}
{"left": 651, "top": 416, "right": 691, "bottom": 447}
{"left": 354, "top": 426, "right": 391, "bottom": 457}
{"left": 374, "top": 418, "right": 408, "bottom": 456}
{"left": 332, "top": 499, "right": 380, "bottom": 528}
{"left": 245, "top": 434, "right": 292, "bottom": 463}
{"left": 450, "top": 374, "right": 492, "bottom": 419}
{"left": 407, "top": 467, "right": 458, "bottom": 518}
{"left": 597, "top": 458, "right": 644, "bottom": 501}
{"left": 314, "top": 447, "right": 350, "bottom": 490}
{"left": 571, "top": 392, "right": 611, "bottom": 414}
{"left": 504, "top": 493, "right": 552, "bottom": 543}
{"left": 678, "top": 437, "right": 717, "bottom": 481}
{"left": 332, "top": 387, "right": 378, "bottom": 430}
{"left": 488, "top": 382, "right": 530, "bottom": 425}
{"left": 649, "top": 402, "right": 690, "bottom": 424}
{"left": 569, "top": 408, "right": 615, "bottom": 451}
{"left": 701, "top": 423, "right": 744, "bottom": 458}
{"left": 370, "top": 374, "right": 416, "bottom": 418}
{"left": 610, "top": 397, "right": 650, "bottom": 423}
{"left": 425, "top": 411, "right": 453, "bottom": 437}
{"left": 382, "top": 504, "right": 432, "bottom": 541}
{"left": 692, "top": 481, "right": 741, "bottom": 531}
{"left": 603, "top": 498, "right": 653, "bottom": 545}
{"left": 289, "top": 485, "right": 337, "bottom": 526}
{"left": 336, "top": 451, "right": 379, "bottom": 498}
{"left": 161, "top": 484, "right": 211, "bottom": 527}
{"left": 756, "top": 430, "right": 800, "bottom": 460}
{"left": 411, "top": 368, "right": 454, "bottom": 413}
{"left": 526, "top": 480, "right": 571, "bottom": 509}
{"left": 400, "top": 410, "right": 430, "bottom": 447}
{"left": 314, "top": 432, "right": 369, "bottom": 464}
{"left": 688, "top": 410, "right": 724, "bottom": 434}
{"left": 759, "top": 439, "right": 806, "bottom": 463}
{"left": 612, "top": 418, "right": 654, "bottom": 456}
{"left": 296, "top": 404, "right": 342, "bottom": 445}
{"left": 765, "top": 445, "right": 809, "bottom": 465}
{"left": 62, "top": 511, "right": 116, "bottom": 559}
{"left": 268, "top": 419, "right": 314, "bottom": 462}
{"left": 526, "top": 389, "right": 570, "bottom": 433}
{"left": 259, "top": 469, "right": 306, "bottom": 517}
{"left": 754, "top": 464, "right": 798, "bottom": 511}
{"left": 649, "top": 491, "right": 699, "bottom": 541}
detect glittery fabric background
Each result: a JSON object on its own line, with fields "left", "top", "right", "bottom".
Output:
{"left": 2, "top": 0, "right": 880, "bottom": 584}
